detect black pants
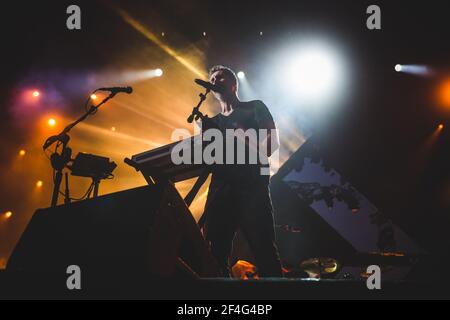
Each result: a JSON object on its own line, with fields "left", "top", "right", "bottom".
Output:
{"left": 203, "top": 178, "right": 282, "bottom": 277}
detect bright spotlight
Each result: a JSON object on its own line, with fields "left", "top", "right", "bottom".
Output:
{"left": 118, "top": 69, "right": 164, "bottom": 82}
{"left": 111, "top": 126, "right": 116, "bottom": 132}
{"left": 283, "top": 44, "right": 342, "bottom": 103}
{"left": 19, "top": 149, "right": 26, "bottom": 156}
{"left": 32, "top": 90, "right": 40, "bottom": 98}
{"left": 237, "top": 71, "right": 245, "bottom": 79}
{"left": 4, "top": 211, "right": 12, "bottom": 219}
{"left": 90, "top": 94, "right": 97, "bottom": 100}
{"left": 36, "top": 180, "right": 43, "bottom": 188}
{"left": 155, "top": 68, "right": 163, "bottom": 77}
{"left": 48, "top": 118, "right": 56, "bottom": 127}
{"left": 438, "top": 124, "right": 444, "bottom": 130}
{"left": 395, "top": 64, "right": 432, "bottom": 76}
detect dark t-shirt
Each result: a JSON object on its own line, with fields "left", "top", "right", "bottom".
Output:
{"left": 204, "top": 100, "right": 276, "bottom": 186}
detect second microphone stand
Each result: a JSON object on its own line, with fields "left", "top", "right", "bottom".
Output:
{"left": 43, "top": 91, "right": 117, "bottom": 207}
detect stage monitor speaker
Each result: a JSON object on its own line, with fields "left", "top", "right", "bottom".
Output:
{"left": 7, "top": 183, "right": 218, "bottom": 278}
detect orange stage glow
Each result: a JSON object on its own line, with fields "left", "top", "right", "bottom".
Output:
{"left": 4, "top": 211, "right": 13, "bottom": 219}
{"left": 91, "top": 94, "right": 98, "bottom": 100}
{"left": 115, "top": 7, "right": 207, "bottom": 78}
{"left": 19, "top": 149, "right": 26, "bottom": 156}
{"left": 47, "top": 118, "right": 56, "bottom": 127}
{"left": 36, "top": 181, "right": 43, "bottom": 188}
{"left": 438, "top": 79, "right": 450, "bottom": 109}
{"left": 438, "top": 124, "right": 444, "bottom": 130}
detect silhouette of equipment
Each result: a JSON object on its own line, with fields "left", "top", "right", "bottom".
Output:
{"left": 7, "top": 185, "right": 219, "bottom": 279}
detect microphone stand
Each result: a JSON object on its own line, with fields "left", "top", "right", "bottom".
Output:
{"left": 43, "top": 91, "right": 117, "bottom": 207}
{"left": 187, "top": 89, "right": 210, "bottom": 123}
{"left": 184, "top": 89, "right": 215, "bottom": 220}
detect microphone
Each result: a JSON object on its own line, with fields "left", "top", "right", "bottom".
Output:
{"left": 194, "top": 79, "right": 224, "bottom": 93}
{"left": 97, "top": 86, "right": 133, "bottom": 94}
{"left": 43, "top": 133, "right": 70, "bottom": 150}
{"left": 43, "top": 135, "right": 60, "bottom": 150}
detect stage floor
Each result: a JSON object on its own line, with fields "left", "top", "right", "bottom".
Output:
{"left": 0, "top": 271, "right": 448, "bottom": 299}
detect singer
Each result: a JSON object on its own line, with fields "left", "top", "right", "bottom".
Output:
{"left": 201, "top": 65, "right": 282, "bottom": 277}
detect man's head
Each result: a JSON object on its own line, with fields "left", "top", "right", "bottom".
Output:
{"left": 209, "top": 65, "right": 238, "bottom": 102}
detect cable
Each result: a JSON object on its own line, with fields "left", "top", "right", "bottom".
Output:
{"left": 57, "top": 181, "right": 95, "bottom": 201}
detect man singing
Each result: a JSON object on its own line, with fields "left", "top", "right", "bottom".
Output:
{"left": 201, "top": 65, "right": 282, "bottom": 277}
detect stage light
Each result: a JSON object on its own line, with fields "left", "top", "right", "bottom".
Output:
{"left": 235, "top": 70, "right": 258, "bottom": 100}
{"left": 395, "top": 64, "right": 432, "bottom": 76}
{"left": 36, "top": 181, "right": 43, "bottom": 188}
{"left": 202, "top": 32, "right": 207, "bottom": 37}
{"left": 438, "top": 124, "right": 444, "bottom": 130}
{"left": 281, "top": 43, "right": 343, "bottom": 104}
{"left": 438, "top": 79, "right": 450, "bottom": 108}
{"left": 155, "top": 68, "right": 163, "bottom": 77}
{"left": 111, "top": 126, "right": 116, "bottom": 132}
{"left": 90, "top": 94, "right": 97, "bottom": 100}
{"left": 4, "top": 211, "right": 12, "bottom": 219}
{"left": 32, "top": 90, "right": 40, "bottom": 98}
{"left": 48, "top": 118, "right": 56, "bottom": 127}
{"left": 116, "top": 68, "right": 164, "bottom": 83}
{"left": 116, "top": 8, "right": 205, "bottom": 78}
{"left": 237, "top": 71, "right": 245, "bottom": 79}
{"left": 19, "top": 149, "right": 26, "bottom": 156}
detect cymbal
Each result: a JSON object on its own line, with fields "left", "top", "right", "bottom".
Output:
{"left": 300, "top": 257, "right": 339, "bottom": 275}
